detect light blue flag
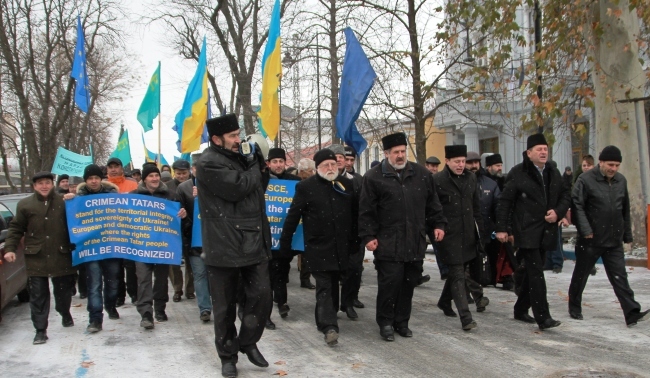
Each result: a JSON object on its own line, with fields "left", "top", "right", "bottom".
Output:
{"left": 335, "top": 27, "right": 376, "bottom": 155}
{"left": 71, "top": 15, "right": 90, "bottom": 113}
{"left": 109, "top": 130, "right": 132, "bottom": 167}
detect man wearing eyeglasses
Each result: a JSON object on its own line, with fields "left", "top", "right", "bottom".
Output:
{"left": 358, "top": 132, "right": 447, "bottom": 341}
{"left": 280, "top": 149, "right": 357, "bottom": 347}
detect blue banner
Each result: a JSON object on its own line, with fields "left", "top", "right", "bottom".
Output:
{"left": 266, "top": 179, "right": 304, "bottom": 251}
{"left": 51, "top": 146, "right": 94, "bottom": 177}
{"left": 191, "top": 197, "right": 202, "bottom": 247}
{"left": 66, "top": 194, "right": 182, "bottom": 266}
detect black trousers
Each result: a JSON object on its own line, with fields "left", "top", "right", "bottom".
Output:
{"left": 374, "top": 260, "right": 422, "bottom": 329}
{"left": 341, "top": 249, "right": 364, "bottom": 310}
{"left": 270, "top": 256, "right": 293, "bottom": 306}
{"left": 569, "top": 244, "right": 640, "bottom": 320}
{"left": 118, "top": 259, "right": 138, "bottom": 301}
{"left": 28, "top": 275, "right": 75, "bottom": 331}
{"left": 514, "top": 248, "right": 550, "bottom": 324}
{"left": 439, "top": 264, "right": 473, "bottom": 324}
{"left": 135, "top": 263, "right": 169, "bottom": 316}
{"left": 311, "top": 271, "right": 340, "bottom": 333}
{"left": 464, "top": 264, "right": 484, "bottom": 301}
{"left": 207, "top": 262, "right": 272, "bottom": 362}
{"left": 77, "top": 264, "right": 87, "bottom": 296}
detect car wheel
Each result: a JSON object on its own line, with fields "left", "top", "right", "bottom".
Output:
{"left": 17, "top": 287, "right": 30, "bottom": 303}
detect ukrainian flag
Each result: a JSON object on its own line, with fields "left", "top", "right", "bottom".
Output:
{"left": 257, "top": 0, "right": 282, "bottom": 141}
{"left": 175, "top": 37, "right": 208, "bottom": 153}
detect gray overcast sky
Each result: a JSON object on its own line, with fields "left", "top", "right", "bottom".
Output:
{"left": 115, "top": 1, "right": 203, "bottom": 166}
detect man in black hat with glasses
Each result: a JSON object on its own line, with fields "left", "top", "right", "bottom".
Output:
{"left": 359, "top": 132, "right": 446, "bottom": 341}
{"left": 196, "top": 114, "right": 272, "bottom": 378}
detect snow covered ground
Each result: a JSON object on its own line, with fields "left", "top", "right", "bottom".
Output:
{"left": 1, "top": 252, "right": 649, "bottom": 377}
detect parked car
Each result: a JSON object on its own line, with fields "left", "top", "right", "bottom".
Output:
{"left": 0, "top": 193, "right": 31, "bottom": 322}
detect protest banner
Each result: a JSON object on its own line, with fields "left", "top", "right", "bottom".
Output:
{"left": 191, "top": 197, "right": 202, "bottom": 247}
{"left": 66, "top": 194, "right": 182, "bottom": 266}
{"left": 266, "top": 179, "right": 304, "bottom": 251}
{"left": 51, "top": 146, "right": 93, "bottom": 177}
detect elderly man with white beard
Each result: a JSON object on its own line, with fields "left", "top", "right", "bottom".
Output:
{"left": 280, "top": 149, "right": 357, "bottom": 346}
{"left": 358, "top": 132, "right": 447, "bottom": 341}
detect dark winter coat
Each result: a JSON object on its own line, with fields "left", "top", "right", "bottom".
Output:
{"left": 76, "top": 181, "right": 118, "bottom": 196}
{"left": 358, "top": 160, "right": 447, "bottom": 262}
{"left": 279, "top": 174, "right": 356, "bottom": 272}
{"left": 177, "top": 178, "right": 201, "bottom": 257}
{"left": 486, "top": 172, "right": 505, "bottom": 192}
{"left": 5, "top": 189, "right": 75, "bottom": 277}
{"left": 495, "top": 153, "right": 571, "bottom": 250}
{"left": 475, "top": 168, "right": 500, "bottom": 239}
{"left": 571, "top": 167, "right": 632, "bottom": 248}
{"left": 434, "top": 165, "right": 484, "bottom": 265}
{"left": 195, "top": 145, "right": 271, "bottom": 268}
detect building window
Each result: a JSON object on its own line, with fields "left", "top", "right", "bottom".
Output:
{"left": 479, "top": 137, "right": 499, "bottom": 155}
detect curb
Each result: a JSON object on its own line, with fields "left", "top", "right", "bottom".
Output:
{"left": 563, "top": 250, "right": 648, "bottom": 268}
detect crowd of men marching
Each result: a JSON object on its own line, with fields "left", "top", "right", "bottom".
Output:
{"left": 2, "top": 113, "right": 649, "bottom": 378}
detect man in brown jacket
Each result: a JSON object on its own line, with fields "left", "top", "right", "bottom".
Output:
{"left": 2, "top": 171, "right": 76, "bottom": 344}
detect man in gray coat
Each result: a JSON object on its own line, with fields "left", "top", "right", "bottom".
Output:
{"left": 568, "top": 145, "right": 649, "bottom": 326}
{"left": 196, "top": 114, "right": 272, "bottom": 378}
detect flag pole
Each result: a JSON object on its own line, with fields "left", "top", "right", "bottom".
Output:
{"left": 157, "top": 61, "right": 162, "bottom": 168}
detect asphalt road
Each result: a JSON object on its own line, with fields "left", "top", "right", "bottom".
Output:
{"left": 1, "top": 252, "right": 649, "bottom": 378}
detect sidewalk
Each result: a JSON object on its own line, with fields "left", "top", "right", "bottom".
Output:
{"left": 1, "top": 253, "right": 649, "bottom": 377}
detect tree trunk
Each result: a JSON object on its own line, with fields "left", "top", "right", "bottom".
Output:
{"left": 407, "top": 0, "right": 425, "bottom": 164}
{"left": 591, "top": 0, "right": 649, "bottom": 248}
{"left": 328, "top": 0, "right": 340, "bottom": 143}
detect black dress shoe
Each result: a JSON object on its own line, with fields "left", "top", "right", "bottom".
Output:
{"left": 240, "top": 345, "right": 269, "bottom": 367}
{"left": 440, "top": 273, "right": 448, "bottom": 280}
{"left": 86, "top": 321, "right": 102, "bottom": 333}
{"left": 186, "top": 293, "right": 196, "bottom": 299}
{"left": 379, "top": 326, "right": 394, "bottom": 341}
{"left": 417, "top": 274, "right": 431, "bottom": 286}
{"left": 155, "top": 311, "right": 168, "bottom": 322}
{"left": 265, "top": 318, "right": 276, "bottom": 330}
{"left": 352, "top": 299, "right": 365, "bottom": 308}
{"left": 476, "top": 297, "right": 490, "bottom": 312}
{"left": 33, "top": 330, "right": 48, "bottom": 345}
{"left": 62, "top": 313, "right": 74, "bottom": 327}
{"left": 538, "top": 318, "right": 562, "bottom": 330}
{"left": 278, "top": 304, "right": 290, "bottom": 318}
{"left": 107, "top": 307, "right": 120, "bottom": 320}
{"left": 462, "top": 320, "right": 477, "bottom": 331}
{"left": 395, "top": 327, "right": 413, "bottom": 337}
{"left": 324, "top": 329, "right": 339, "bottom": 346}
{"left": 346, "top": 306, "right": 358, "bottom": 320}
{"left": 141, "top": 312, "right": 154, "bottom": 329}
{"left": 200, "top": 311, "right": 211, "bottom": 322}
{"left": 514, "top": 313, "right": 536, "bottom": 323}
{"left": 626, "top": 309, "right": 650, "bottom": 327}
{"left": 569, "top": 311, "right": 583, "bottom": 320}
{"left": 437, "top": 303, "right": 457, "bottom": 317}
{"left": 300, "top": 280, "right": 316, "bottom": 290}
{"left": 115, "top": 297, "right": 125, "bottom": 307}
{"left": 173, "top": 292, "right": 182, "bottom": 302}
{"left": 221, "top": 361, "right": 237, "bottom": 378}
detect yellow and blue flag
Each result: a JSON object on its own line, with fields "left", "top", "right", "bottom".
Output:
{"left": 174, "top": 37, "right": 208, "bottom": 153}
{"left": 137, "top": 63, "right": 161, "bottom": 132}
{"left": 142, "top": 133, "right": 169, "bottom": 166}
{"left": 257, "top": 0, "right": 282, "bottom": 141}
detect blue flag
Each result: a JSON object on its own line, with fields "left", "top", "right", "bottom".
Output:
{"left": 71, "top": 15, "right": 90, "bottom": 113}
{"left": 335, "top": 27, "right": 376, "bottom": 155}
